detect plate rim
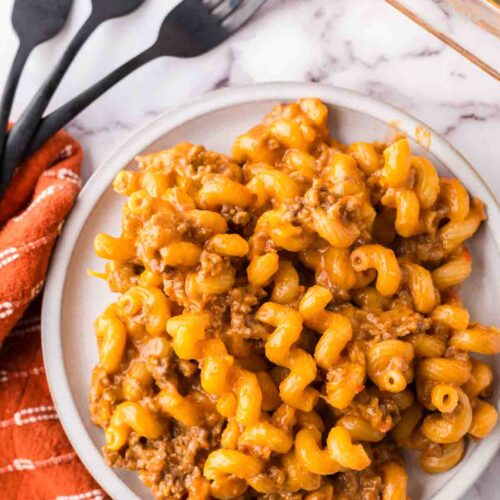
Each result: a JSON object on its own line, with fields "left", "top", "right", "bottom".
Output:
{"left": 41, "top": 82, "right": 500, "bottom": 500}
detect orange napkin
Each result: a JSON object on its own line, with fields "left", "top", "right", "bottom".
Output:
{"left": 0, "top": 131, "right": 106, "bottom": 499}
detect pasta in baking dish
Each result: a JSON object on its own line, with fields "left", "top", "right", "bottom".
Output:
{"left": 89, "top": 98, "right": 499, "bottom": 499}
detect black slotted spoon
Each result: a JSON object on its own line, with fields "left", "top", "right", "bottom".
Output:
{"left": 16, "top": 0, "right": 268, "bottom": 163}
{"left": 1, "top": 0, "right": 146, "bottom": 194}
{"left": 0, "top": 0, "right": 74, "bottom": 165}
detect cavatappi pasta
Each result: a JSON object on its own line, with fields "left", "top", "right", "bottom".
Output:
{"left": 90, "top": 98, "right": 499, "bottom": 499}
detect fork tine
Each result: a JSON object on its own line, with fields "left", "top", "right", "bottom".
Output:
{"left": 211, "top": 0, "right": 244, "bottom": 21}
{"left": 202, "top": 0, "right": 224, "bottom": 8}
{"left": 221, "top": 0, "right": 267, "bottom": 32}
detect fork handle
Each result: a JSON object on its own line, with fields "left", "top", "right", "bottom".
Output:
{"left": 26, "top": 46, "right": 157, "bottom": 158}
{"left": 2, "top": 16, "right": 97, "bottom": 182}
{"left": 0, "top": 45, "right": 158, "bottom": 194}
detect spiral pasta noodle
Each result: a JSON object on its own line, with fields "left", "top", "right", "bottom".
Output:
{"left": 89, "top": 98, "right": 499, "bottom": 500}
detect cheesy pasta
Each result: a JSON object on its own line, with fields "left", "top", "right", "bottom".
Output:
{"left": 90, "top": 98, "right": 499, "bottom": 499}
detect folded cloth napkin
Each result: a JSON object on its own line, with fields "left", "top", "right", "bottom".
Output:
{"left": 0, "top": 131, "right": 106, "bottom": 499}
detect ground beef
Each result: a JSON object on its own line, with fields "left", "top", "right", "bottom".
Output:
{"left": 105, "top": 423, "right": 224, "bottom": 500}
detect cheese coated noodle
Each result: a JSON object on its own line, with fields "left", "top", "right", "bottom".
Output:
{"left": 88, "top": 99, "right": 498, "bottom": 500}
{"left": 351, "top": 245, "right": 401, "bottom": 296}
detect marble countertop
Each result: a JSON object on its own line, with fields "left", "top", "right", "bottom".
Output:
{"left": 0, "top": 0, "right": 498, "bottom": 498}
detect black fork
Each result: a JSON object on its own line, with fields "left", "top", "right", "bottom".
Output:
{"left": 1, "top": 0, "right": 267, "bottom": 192}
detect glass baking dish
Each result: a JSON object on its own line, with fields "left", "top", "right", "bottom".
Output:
{"left": 386, "top": 0, "right": 500, "bottom": 80}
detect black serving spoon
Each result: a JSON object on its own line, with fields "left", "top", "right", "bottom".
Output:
{"left": 17, "top": 0, "right": 267, "bottom": 164}
{"left": 0, "top": 0, "right": 146, "bottom": 194}
{"left": 0, "top": 0, "right": 74, "bottom": 168}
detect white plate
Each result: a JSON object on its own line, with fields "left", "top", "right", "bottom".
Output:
{"left": 42, "top": 83, "right": 500, "bottom": 500}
